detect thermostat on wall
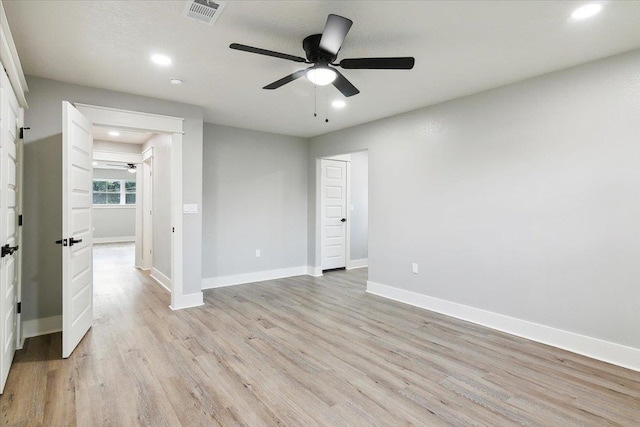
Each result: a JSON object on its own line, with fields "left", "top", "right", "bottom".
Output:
{"left": 183, "top": 204, "right": 198, "bottom": 214}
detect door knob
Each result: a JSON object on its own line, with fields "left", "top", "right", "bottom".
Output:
{"left": 1, "top": 244, "right": 19, "bottom": 257}
{"left": 69, "top": 237, "right": 83, "bottom": 247}
{"left": 55, "top": 239, "right": 68, "bottom": 247}
{"left": 341, "top": 218, "right": 347, "bottom": 222}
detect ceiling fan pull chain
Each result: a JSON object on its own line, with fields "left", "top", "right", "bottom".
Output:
{"left": 325, "top": 94, "right": 329, "bottom": 123}
{"left": 314, "top": 85, "right": 317, "bottom": 117}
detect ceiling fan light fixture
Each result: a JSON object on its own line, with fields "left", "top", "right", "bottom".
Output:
{"left": 306, "top": 66, "right": 337, "bottom": 86}
{"left": 127, "top": 164, "right": 137, "bottom": 174}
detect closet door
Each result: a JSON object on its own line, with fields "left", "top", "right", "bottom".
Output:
{"left": 0, "top": 67, "right": 21, "bottom": 393}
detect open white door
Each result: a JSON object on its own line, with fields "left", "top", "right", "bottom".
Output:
{"left": 321, "top": 159, "right": 348, "bottom": 270}
{"left": 61, "top": 101, "right": 94, "bottom": 359}
{"left": 0, "top": 68, "right": 21, "bottom": 392}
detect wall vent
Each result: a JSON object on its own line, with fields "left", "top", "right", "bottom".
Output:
{"left": 182, "top": 0, "right": 226, "bottom": 25}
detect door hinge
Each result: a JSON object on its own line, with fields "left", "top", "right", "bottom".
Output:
{"left": 19, "top": 127, "right": 31, "bottom": 139}
{"left": 17, "top": 302, "right": 21, "bottom": 314}
{"left": 172, "top": 227, "right": 175, "bottom": 233}
{"left": 18, "top": 215, "right": 23, "bottom": 226}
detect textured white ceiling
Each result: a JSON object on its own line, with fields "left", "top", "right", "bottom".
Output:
{"left": 5, "top": 1, "right": 640, "bottom": 138}
{"left": 93, "top": 126, "right": 153, "bottom": 144}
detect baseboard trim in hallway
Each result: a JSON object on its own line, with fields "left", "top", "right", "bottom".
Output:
{"left": 150, "top": 267, "right": 171, "bottom": 293}
{"left": 23, "top": 315, "right": 62, "bottom": 339}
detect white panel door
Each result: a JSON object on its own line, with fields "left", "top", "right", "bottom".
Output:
{"left": 0, "top": 68, "right": 20, "bottom": 393}
{"left": 62, "top": 101, "right": 94, "bottom": 359}
{"left": 321, "top": 159, "right": 347, "bottom": 270}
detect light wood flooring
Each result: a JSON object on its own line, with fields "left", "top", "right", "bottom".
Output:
{"left": 1, "top": 243, "right": 639, "bottom": 426}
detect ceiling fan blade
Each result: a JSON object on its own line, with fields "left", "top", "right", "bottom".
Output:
{"left": 339, "top": 57, "right": 415, "bottom": 70}
{"left": 230, "top": 43, "right": 307, "bottom": 63}
{"left": 319, "top": 14, "right": 353, "bottom": 55}
{"left": 263, "top": 68, "right": 309, "bottom": 90}
{"left": 332, "top": 69, "right": 360, "bottom": 97}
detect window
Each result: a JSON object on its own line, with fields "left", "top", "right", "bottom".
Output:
{"left": 93, "top": 179, "right": 136, "bottom": 205}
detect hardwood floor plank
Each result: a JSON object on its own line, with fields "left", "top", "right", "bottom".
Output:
{"left": 0, "top": 243, "right": 638, "bottom": 426}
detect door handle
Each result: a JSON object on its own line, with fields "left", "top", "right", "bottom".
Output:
{"left": 340, "top": 218, "right": 347, "bottom": 222}
{"left": 55, "top": 239, "right": 68, "bottom": 247}
{"left": 69, "top": 237, "right": 83, "bottom": 247}
{"left": 1, "top": 244, "right": 19, "bottom": 257}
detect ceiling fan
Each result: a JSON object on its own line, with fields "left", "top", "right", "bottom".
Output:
{"left": 104, "top": 163, "right": 137, "bottom": 174}
{"left": 229, "top": 14, "right": 415, "bottom": 97}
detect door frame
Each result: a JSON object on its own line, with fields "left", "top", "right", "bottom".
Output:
{"left": 315, "top": 154, "right": 352, "bottom": 274}
{"left": 75, "top": 103, "right": 187, "bottom": 310}
{"left": 139, "top": 147, "right": 153, "bottom": 271}
{"left": 91, "top": 150, "right": 146, "bottom": 267}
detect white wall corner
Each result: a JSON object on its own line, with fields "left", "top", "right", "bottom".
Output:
{"left": 202, "top": 266, "right": 309, "bottom": 289}
{"left": 150, "top": 268, "right": 171, "bottom": 293}
{"left": 169, "top": 291, "right": 204, "bottom": 310}
{"left": 346, "top": 258, "right": 368, "bottom": 270}
{"left": 366, "top": 281, "right": 640, "bottom": 372}
{"left": 23, "top": 315, "right": 63, "bottom": 339}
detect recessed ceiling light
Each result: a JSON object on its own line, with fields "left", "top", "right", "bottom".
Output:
{"left": 151, "top": 54, "right": 172, "bottom": 66}
{"left": 92, "top": 161, "right": 98, "bottom": 166}
{"left": 332, "top": 100, "right": 346, "bottom": 109}
{"left": 169, "top": 77, "right": 184, "bottom": 85}
{"left": 109, "top": 131, "right": 120, "bottom": 137}
{"left": 570, "top": 3, "right": 603, "bottom": 21}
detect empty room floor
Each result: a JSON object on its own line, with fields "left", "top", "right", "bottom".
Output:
{"left": 1, "top": 243, "right": 639, "bottom": 426}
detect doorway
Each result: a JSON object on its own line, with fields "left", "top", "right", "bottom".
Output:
{"left": 316, "top": 151, "right": 369, "bottom": 274}
{"left": 75, "top": 103, "right": 188, "bottom": 311}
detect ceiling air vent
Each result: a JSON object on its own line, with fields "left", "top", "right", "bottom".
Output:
{"left": 182, "top": 0, "right": 226, "bottom": 25}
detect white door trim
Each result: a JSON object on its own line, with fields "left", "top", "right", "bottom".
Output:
{"left": 92, "top": 150, "right": 142, "bottom": 164}
{"left": 14, "top": 106, "right": 23, "bottom": 350}
{"left": 76, "top": 104, "right": 198, "bottom": 310}
{"left": 75, "top": 103, "right": 183, "bottom": 134}
{"left": 138, "top": 148, "right": 153, "bottom": 270}
{"left": 0, "top": 1, "right": 28, "bottom": 108}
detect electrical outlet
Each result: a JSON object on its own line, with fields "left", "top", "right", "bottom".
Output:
{"left": 256, "top": 249, "right": 261, "bottom": 257}
{"left": 412, "top": 263, "right": 418, "bottom": 274}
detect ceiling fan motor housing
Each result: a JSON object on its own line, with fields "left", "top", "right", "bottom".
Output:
{"left": 303, "top": 34, "right": 337, "bottom": 64}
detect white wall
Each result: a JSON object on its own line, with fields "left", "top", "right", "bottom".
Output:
{"left": 92, "top": 168, "right": 136, "bottom": 241}
{"left": 308, "top": 49, "right": 640, "bottom": 355}
{"left": 349, "top": 151, "right": 368, "bottom": 262}
{"left": 21, "top": 76, "right": 203, "bottom": 321}
{"left": 201, "top": 124, "right": 308, "bottom": 284}
{"left": 142, "top": 134, "right": 172, "bottom": 279}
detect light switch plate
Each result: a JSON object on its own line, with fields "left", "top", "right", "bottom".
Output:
{"left": 183, "top": 204, "right": 198, "bottom": 214}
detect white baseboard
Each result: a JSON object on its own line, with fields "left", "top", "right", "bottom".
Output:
{"left": 366, "top": 281, "right": 640, "bottom": 372}
{"left": 170, "top": 292, "right": 204, "bottom": 310}
{"left": 307, "top": 266, "right": 323, "bottom": 277}
{"left": 150, "top": 268, "right": 171, "bottom": 293}
{"left": 202, "top": 266, "right": 310, "bottom": 289}
{"left": 23, "top": 315, "right": 62, "bottom": 339}
{"left": 347, "top": 258, "right": 368, "bottom": 270}
{"left": 93, "top": 236, "right": 135, "bottom": 244}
